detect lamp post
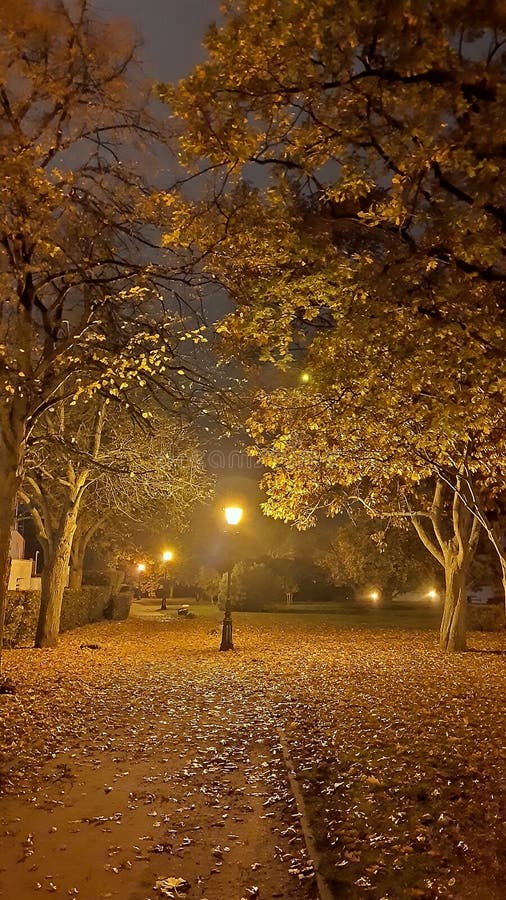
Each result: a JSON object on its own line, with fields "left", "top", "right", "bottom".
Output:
{"left": 220, "top": 506, "right": 243, "bottom": 652}
{"left": 160, "top": 550, "right": 173, "bottom": 610}
{"left": 137, "top": 563, "right": 146, "bottom": 598}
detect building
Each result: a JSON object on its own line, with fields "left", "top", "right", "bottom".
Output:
{"left": 8, "top": 528, "right": 41, "bottom": 591}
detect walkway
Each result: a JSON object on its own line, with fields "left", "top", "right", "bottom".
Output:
{"left": 0, "top": 608, "right": 316, "bottom": 900}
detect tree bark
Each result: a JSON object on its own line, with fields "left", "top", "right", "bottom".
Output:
{"left": 439, "top": 552, "right": 470, "bottom": 652}
{"left": 35, "top": 505, "right": 79, "bottom": 648}
{"left": 484, "top": 524, "right": 506, "bottom": 626}
{"left": 437, "top": 471, "right": 506, "bottom": 625}
{"left": 501, "top": 559, "right": 506, "bottom": 627}
{"left": 69, "top": 507, "right": 106, "bottom": 591}
{"left": 69, "top": 527, "right": 87, "bottom": 591}
{"left": 0, "top": 410, "right": 26, "bottom": 673}
{"left": 411, "top": 479, "right": 481, "bottom": 653}
{"left": 68, "top": 556, "right": 83, "bottom": 591}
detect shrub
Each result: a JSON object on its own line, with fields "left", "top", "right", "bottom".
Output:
{"left": 60, "top": 586, "right": 110, "bottom": 632}
{"left": 468, "top": 604, "right": 505, "bottom": 632}
{"left": 104, "top": 587, "right": 133, "bottom": 621}
{"left": 3, "top": 591, "right": 40, "bottom": 647}
{"left": 219, "top": 561, "right": 285, "bottom": 611}
{"left": 2, "top": 584, "right": 132, "bottom": 648}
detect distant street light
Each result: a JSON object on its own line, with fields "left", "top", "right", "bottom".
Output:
{"left": 427, "top": 588, "right": 438, "bottom": 602}
{"left": 137, "top": 563, "right": 146, "bottom": 598}
{"left": 220, "top": 506, "right": 243, "bottom": 651}
{"left": 224, "top": 506, "right": 243, "bottom": 526}
{"left": 160, "top": 550, "right": 174, "bottom": 610}
{"left": 370, "top": 590, "right": 380, "bottom": 603}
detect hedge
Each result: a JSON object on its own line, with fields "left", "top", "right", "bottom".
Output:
{"left": 104, "top": 587, "right": 133, "bottom": 621}
{"left": 468, "top": 604, "right": 505, "bottom": 632}
{"left": 59, "top": 586, "right": 111, "bottom": 632}
{"left": 3, "top": 583, "right": 132, "bottom": 647}
{"left": 3, "top": 591, "right": 41, "bottom": 647}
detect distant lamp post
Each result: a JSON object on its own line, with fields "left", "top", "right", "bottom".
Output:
{"left": 220, "top": 506, "right": 243, "bottom": 651}
{"left": 160, "top": 550, "right": 174, "bottom": 610}
{"left": 301, "top": 371, "right": 311, "bottom": 384}
{"left": 137, "top": 563, "right": 146, "bottom": 598}
{"left": 370, "top": 590, "right": 380, "bottom": 604}
{"left": 427, "top": 588, "right": 438, "bottom": 602}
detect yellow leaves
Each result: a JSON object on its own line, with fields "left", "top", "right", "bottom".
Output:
{"left": 153, "top": 0, "right": 506, "bottom": 533}
{"left": 360, "top": 773, "right": 382, "bottom": 787}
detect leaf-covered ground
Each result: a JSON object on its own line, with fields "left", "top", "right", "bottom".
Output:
{"left": 1, "top": 605, "right": 505, "bottom": 899}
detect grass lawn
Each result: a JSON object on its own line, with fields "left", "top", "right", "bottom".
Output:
{"left": 135, "top": 595, "right": 443, "bottom": 630}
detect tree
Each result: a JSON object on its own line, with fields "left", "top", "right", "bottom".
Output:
{"left": 68, "top": 502, "right": 110, "bottom": 592}
{"left": 21, "top": 397, "right": 212, "bottom": 647}
{"left": 163, "top": 0, "right": 506, "bottom": 649}
{"left": 195, "top": 566, "right": 222, "bottom": 603}
{"left": 218, "top": 561, "right": 285, "bottom": 611}
{"left": 320, "top": 518, "right": 436, "bottom": 603}
{"left": 0, "top": 0, "right": 211, "bottom": 668}
{"left": 248, "top": 387, "right": 485, "bottom": 650}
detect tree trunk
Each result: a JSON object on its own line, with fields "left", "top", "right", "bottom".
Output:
{"left": 69, "top": 535, "right": 85, "bottom": 591}
{"left": 35, "top": 507, "right": 79, "bottom": 648}
{"left": 68, "top": 562, "right": 83, "bottom": 591}
{"left": 487, "top": 529, "right": 506, "bottom": 627}
{"left": 0, "top": 412, "right": 26, "bottom": 673}
{"left": 501, "top": 561, "right": 506, "bottom": 627}
{"left": 412, "top": 480, "right": 481, "bottom": 653}
{"left": 69, "top": 514, "right": 104, "bottom": 592}
{"left": 439, "top": 553, "right": 470, "bottom": 652}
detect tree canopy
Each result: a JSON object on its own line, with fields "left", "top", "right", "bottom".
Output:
{"left": 164, "top": 0, "right": 506, "bottom": 649}
{"left": 20, "top": 394, "right": 212, "bottom": 646}
{"left": 0, "top": 0, "right": 215, "bottom": 665}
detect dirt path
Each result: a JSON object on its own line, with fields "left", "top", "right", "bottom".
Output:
{"left": 0, "top": 613, "right": 316, "bottom": 900}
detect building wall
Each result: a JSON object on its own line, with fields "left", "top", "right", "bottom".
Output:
{"left": 8, "top": 558, "right": 33, "bottom": 591}
{"left": 9, "top": 529, "right": 25, "bottom": 560}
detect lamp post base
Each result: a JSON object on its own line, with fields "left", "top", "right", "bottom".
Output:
{"left": 219, "top": 615, "right": 234, "bottom": 651}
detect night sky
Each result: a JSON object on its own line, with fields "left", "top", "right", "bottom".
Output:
{"left": 94, "top": 0, "right": 221, "bottom": 81}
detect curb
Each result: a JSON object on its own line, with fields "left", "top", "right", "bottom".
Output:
{"left": 278, "top": 727, "right": 336, "bottom": 900}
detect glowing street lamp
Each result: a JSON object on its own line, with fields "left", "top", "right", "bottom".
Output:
{"left": 220, "top": 506, "right": 244, "bottom": 651}
{"left": 369, "top": 590, "right": 380, "bottom": 604}
{"left": 137, "top": 563, "right": 146, "bottom": 598}
{"left": 224, "top": 506, "right": 243, "bottom": 527}
{"left": 300, "top": 372, "right": 311, "bottom": 384}
{"left": 160, "top": 550, "right": 174, "bottom": 610}
{"left": 427, "top": 588, "right": 438, "bottom": 602}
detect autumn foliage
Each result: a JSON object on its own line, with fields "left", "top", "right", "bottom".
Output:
{"left": 164, "top": 0, "right": 506, "bottom": 650}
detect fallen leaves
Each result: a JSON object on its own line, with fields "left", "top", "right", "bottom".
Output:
{"left": 154, "top": 876, "right": 191, "bottom": 896}
{"left": 1, "top": 614, "right": 506, "bottom": 898}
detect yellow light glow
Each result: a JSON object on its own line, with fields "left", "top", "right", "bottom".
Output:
{"left": 370, "top": 590, "right": 380, "bottom": 602}
{"left": 301, "top": 372, "right": 310, "bottom": 383}
{"left": 162, "top": 550, "right": 173, "bottom": 562}
{"left": 427, "top": 588, "right": 438, "bottom": 600}
{"left": 225, "top": 506, "right": 243, "bottom": 526}
{"left": 137, "top": 563, "right": 146, "bottom": 573}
